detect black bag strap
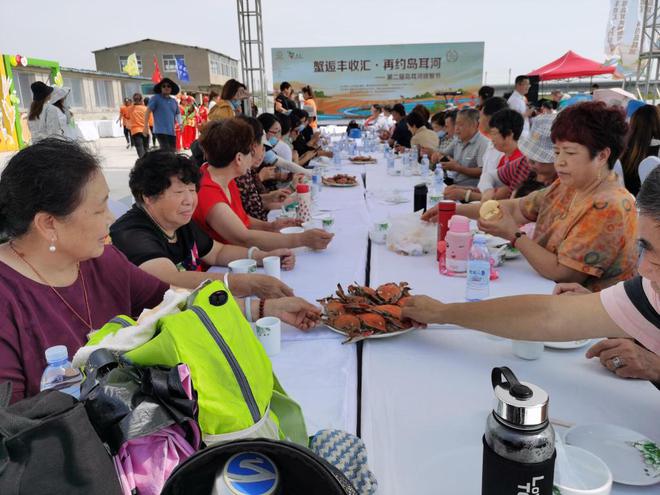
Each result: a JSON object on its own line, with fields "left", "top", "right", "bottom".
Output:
{"left": 623, "top": 276, "right": 660, "bottom": 328}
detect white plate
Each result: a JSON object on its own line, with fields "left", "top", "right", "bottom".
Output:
{"left": 503, "top": 247, "right": 522, "bottom": 260}
{"left": 544, "top": 339, "right": 592, "bottom": 350}
{"left": 565, "top": 424, "right": 660, "bottom": 486}
{"left": 483, "top": 234, "right": 510, "bottom": 248}
{"left": 325, "top": 324, "right": 413, "bottom": 342}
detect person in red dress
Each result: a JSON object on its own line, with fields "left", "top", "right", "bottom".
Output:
{"left": 182, "top": 96, "right": 197, "bottom": 150}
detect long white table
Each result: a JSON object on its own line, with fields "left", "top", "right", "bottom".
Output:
{"left": 212, "top": 149, "right": 659, "bottom": 493}
{"left": 358, "top": 151, "right": 660, "bottom": 494}
{"left": 210, "top": 170, "right": 371, "bottom": 435}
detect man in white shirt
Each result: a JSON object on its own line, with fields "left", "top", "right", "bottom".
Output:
{"left": 442, "top": 97, "right": 507, "bottom": 201}
{"left": 507, "top": 75, "right": 531, "bottom": 137}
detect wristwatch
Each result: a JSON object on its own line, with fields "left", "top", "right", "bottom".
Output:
{"left": 511, "top": 231, "right": 526, "bottom": 248}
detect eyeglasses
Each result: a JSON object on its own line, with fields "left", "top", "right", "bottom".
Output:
{"left": 267, "top": 128, "right": 282, "bottom": 135}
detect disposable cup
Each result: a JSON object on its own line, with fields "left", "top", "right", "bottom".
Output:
{"left": 255, "top": 317, "right": 281, "bottom": 356}
{"left": 262, "top": 256, "right": 281, "bottom": 279}
{"left": 512, "top": 340, "right": 544, "bottom": 360}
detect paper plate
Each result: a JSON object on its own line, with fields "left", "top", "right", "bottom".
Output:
{"left": 565, "top": 424, "right": 660, "bottom": 485}
{"left": 544, "top": 339, "right": 592, "bottom": 350}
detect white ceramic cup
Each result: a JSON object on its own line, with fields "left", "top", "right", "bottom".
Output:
{"left": 554, "top": 445, "right": 613, "bottom": 495}
{"left": 262, "top": 256, "right": 281, "bottom": 279}
{"left": 228, "top": 259, "right": 257, "bottom": 274}
{"left": 255, "top": 316, "right": 281, "bottom": 356}
{"left": 512, "top": 340, "right": 544, "bottom": 360}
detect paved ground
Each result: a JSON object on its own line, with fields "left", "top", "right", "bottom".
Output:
{"left": 0, "top": 137, "right": 190, "bottom": 202}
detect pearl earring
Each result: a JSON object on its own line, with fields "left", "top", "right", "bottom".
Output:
{"left": 49, "top": 240, "right": 56, "bottom": 253}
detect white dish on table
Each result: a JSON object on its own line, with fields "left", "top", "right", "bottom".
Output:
{"left": 544, "top": 340, "right": 592, "bottom": 350}
{"left": 565, "top": 423, "right": 660, "bottom": 486}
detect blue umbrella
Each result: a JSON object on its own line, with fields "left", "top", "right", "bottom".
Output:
{"left": 626, "top": 99, "right": 646, "bottom": 118}
{"left": 558, "top": 94, "right": 592, "bottom": 109}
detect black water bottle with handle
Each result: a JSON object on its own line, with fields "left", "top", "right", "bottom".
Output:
{"left": 482, "top": 367, "right": 556, "bottom": 495}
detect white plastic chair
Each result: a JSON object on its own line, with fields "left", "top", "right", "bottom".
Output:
{"left": 638, "top": 156, "right": 660, "bottom": 183}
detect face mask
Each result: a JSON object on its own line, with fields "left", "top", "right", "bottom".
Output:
{"left": 296, "top": 124, "right": 306, "bottom": 133}
{"left": 437, "top": 130, "right": 447, "bottom": 138}
{"left": 268, "top": 136, "right": 279, "bottom": 147}
{"left": 264, "top": 149, "right": 278, "bottom": 165}
{"left": 230, "top": 99, "right": 241, "bottom": 110}
{"left": 283, "top": 136, "right": 292, "bottom": 145}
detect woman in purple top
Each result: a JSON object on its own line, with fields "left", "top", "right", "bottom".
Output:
{"left": 0, "top": 139, "right": 169, "bottom": 403}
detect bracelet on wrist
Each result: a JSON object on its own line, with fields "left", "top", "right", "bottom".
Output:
{"left": 511, "top": 231, "right": 526, "bottom": 249}
{"left": 223, "top": 272, "right": 230, "bottom": 290}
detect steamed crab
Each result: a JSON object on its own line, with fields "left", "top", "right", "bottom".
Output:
{"left": 318, "top": 282, "right": 414, "bottom": 343}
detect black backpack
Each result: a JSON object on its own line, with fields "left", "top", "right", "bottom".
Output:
{"left": 161, "top": 438, "right": 358, "bottom": 495}
{"left": 0, "top": 382, "right": 122, "bottom": 495}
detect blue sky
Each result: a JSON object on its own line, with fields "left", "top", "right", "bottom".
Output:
{"left": 0, "top": 0, "right": 611, "bottom": 85}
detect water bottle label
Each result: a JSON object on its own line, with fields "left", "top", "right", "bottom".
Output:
{"left": 467, "top": 261, "right": 490, "bottom": 288}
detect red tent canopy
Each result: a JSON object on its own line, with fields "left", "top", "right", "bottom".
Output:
{"left": 527, "top": 51, "right": 616, "bottom": 81}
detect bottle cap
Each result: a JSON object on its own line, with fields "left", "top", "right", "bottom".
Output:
{"left": 437, "top": 200, "right": 456, "bottom": 212}
{"left": 296, "top": 184, "right": 310, "bottom": 193}
{"left": 45, "top": 345, "right": 68, "bottom": 364}
{"left": 448, "top": 214, "right": 470, "bottom": 233}
{"left": 491, "top": 367, "right": 549, "bottom": 427}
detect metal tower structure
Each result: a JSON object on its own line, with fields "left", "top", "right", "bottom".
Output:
{"left": 636, "top": 0, "right": 660, "bottom": 102}
{"left": 237, "top": 0, "right": 268, "bottom": 113}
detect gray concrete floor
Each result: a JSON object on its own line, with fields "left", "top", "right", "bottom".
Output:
{"left": 0, "top": 137, "right": 190, "bottom": 202}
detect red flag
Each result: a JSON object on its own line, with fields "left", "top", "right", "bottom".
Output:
{"left": 152, "top": 56, "right": 162, "bottom": 83}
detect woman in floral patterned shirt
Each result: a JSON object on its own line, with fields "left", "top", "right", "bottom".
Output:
{"left": 425, "top": 102, "right": 638, "bottom": 291}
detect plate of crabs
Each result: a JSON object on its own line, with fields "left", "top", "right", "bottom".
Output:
{"left": 349, "top": 155, "right": 378, "bottom": 164}
{"left": 322, "top": 174, "right": 358, "bottom": 187}
{"left": 318, "top": 282, "right": 416, "bottom": 343}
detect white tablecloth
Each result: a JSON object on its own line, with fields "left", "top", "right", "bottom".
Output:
{"left": 271, "top": 337, "right": 357, "bottom": 435}
{"left": 361, "top": 329, "right": 660, "bottom": 495}
{"left": 360, "top": 150, "right": 659, "bottom": 494}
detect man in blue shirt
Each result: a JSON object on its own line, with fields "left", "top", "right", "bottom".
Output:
{"left": 143, "top": 78, "right": 181, "bottom": 151}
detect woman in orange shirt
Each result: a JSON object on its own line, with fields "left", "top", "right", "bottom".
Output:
{"left": 128, "top": 93, "right": 149, "bottom": 157}
{"left": 118, "top": 98, "right": 132, "bottom": 149}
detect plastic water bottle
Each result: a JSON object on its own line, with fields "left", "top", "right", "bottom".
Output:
{"left": 332, "top": 143, "right": 341, "bottom": 165}
{"left": 386, "top": 149, "right": 395, "bottom": 176}
{"left": 348, "top": 139, "right": 357, "bottom": 157}
{"left": 434, "top": 168, "right": 445, "bottom": 195}
{"left": 421, "top": 153, "right": 430, "bottom": 178}
{"left": 311, "top": 168, "right": 322, "bottom": 200}
{"left": 40, "top": 345, "right": 83, "bottom": 398}
{"left": 466, "top": 234, "right": 491, "bottom": 301}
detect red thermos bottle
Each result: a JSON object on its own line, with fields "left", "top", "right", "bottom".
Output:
{"left": 437, "top": 201, "right": 456, "bottom": 260}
